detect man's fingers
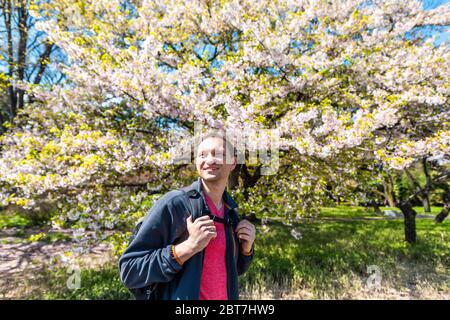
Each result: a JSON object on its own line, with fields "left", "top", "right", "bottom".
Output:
{"left": 201, "top": 225, "right": 216, "bottom": 232}
{"left": 237, "top": 226, "right": 255, "bottom": 239}
{"left": 238, "top": 234, "right": 251, "bottom": 241}
{"left": 197, "top": 220, "right": 215, "bottom": 228}
{"left": 236, "top": 220, "right": 255, "bottom": 231}
{"left": 237, "top": 228, "right": 252, "bottom": 234}
{"left": 195, "top": 215, "right": 212, "bottom": 222}
{"left": 235, "top": 226, "right": 254, "bottom": 233}
{"left": 237, "top": 231, "right": 252, "bottom": 238}
{"left": 205, "top": 229, "right": 217, "bottom": 240}
{"left": 242, "top": 223, "right": 255, "bottom": 231}
{"left": 235, "top": 226, "right": 255, "bottom": 235}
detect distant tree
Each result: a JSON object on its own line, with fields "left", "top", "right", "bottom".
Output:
{"left": 0, "top": 0, "right": 65, "bottom": 130}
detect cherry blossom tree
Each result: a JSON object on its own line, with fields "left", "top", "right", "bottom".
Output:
{"left": 0, "top": 0, "right": 449, "bottom": 245}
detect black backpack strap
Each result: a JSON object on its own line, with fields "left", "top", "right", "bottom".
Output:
{"left": 130, "top": 187, "right": 203, "bottom": 245}
{"left": 180, "top": 186, "right": 204, "bottom": 220}
{"left": 226, "top": 207, "right": 240, "bottom": 227}
{"left": 208, "top": 214, "right": 237, "bottom": 226}
{"left": 180, "top": 186, "right": 239, "bottom": 227}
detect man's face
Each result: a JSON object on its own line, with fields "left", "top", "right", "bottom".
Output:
{"left": 196, "top": 137, "right": 236, "bottom": 182}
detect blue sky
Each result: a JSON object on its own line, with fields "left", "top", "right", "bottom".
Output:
{"left": 422, "top": 0, "right": 450, "bottom": 45}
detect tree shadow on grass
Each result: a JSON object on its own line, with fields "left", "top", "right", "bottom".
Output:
{"left": 242, "top": 218, "right": 450, "bottom": 297}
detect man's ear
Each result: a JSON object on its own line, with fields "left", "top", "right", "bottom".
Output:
{"left": 230, "top": 156, "right": 237, "bottom": 172}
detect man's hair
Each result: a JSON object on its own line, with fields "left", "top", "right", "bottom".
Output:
{"left": 197, "top": 130, "right": 236, "bottom": 158}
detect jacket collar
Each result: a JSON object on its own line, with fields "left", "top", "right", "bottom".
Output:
{"left": 192, "top": 178, "right": 238, "bottom": 209}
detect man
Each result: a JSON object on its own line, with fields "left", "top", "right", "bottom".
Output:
{"left": 119, "top": 132, "right": 256, "bottom": 300}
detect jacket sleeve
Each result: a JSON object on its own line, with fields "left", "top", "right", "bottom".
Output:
{"left": 237, "top": 243, "right": 254, "bottom": 276}
{"left": 118, "top": 192, "right": 189, "bottom": 289}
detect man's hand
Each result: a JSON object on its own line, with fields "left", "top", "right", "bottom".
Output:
{"left": 174, "top": 215, "right": 216, "bottom": 265}
{"left": 235, "top": 219, "right": 255, "bottom": 254}
{"left": 185, "top": 215, "right": 217, "bottom": 254}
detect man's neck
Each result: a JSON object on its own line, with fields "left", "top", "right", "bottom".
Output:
{"left": 201, "top": 178, "right": 226, "bottom": 208}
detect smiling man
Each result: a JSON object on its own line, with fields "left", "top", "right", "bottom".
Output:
{"left": 119, "top": 132, "right": 255, "bottom": 300}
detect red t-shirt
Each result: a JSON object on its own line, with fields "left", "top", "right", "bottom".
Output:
{"left": 199, "top": 193, "right": 228, "bottom": 300}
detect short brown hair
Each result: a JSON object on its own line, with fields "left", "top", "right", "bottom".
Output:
{"left": 197, "top": 130, "right": 236, "bottom": 157}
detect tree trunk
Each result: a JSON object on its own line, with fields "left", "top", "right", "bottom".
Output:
{"left": 397, "top": 202, "right": 417, "bottom": 243}
{"left": 421, "top": 158, "right": 432, "bottom": 213}
{"left": 383, "top": 174, "right": 396, "bottom": 207}
{"left": 17, "top": 1, "right": 28, "bottom": 110}
{"left": 372, "top": 202, "right": 382, "bottom": 215}
{"left": 228, "top": 164, "right": 240, "bottom": 190}
{"left": 434, "top": 205, "right": 449, "bottom": 223}
{"left": 33, "top": 43, "right": 54, "bottom": 85}
{"left": 385, "top": 190, "right": 396, "bottom": 207}
{"left": 240, "top": 164, "right": 261, "bottom": 222}
{"left": 1, "top": 1, "right": 58, "bottom": 127}
{"left": 405, "top": 167, "right": 431, "bottom": 215}
{"left": 4, "top": 0, "right": 17, "bottom": 120}
{"left": 422, "top": 196, "right": 431, "bottom": 213}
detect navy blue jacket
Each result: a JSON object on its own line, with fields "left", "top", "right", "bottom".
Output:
{"left": 119, "top": 178, "right": 254, "bottom": 300}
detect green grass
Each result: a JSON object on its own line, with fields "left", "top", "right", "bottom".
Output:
{"left": 0, "top": 212, "right": 32, "bottom": 229}
{"left": 411, "top": 206, "right": 443, "bottom": 215}
{"left": 319, "top": 205, "right": 443, "bottom": 218}
{"left": 29, "top": 263, "right": 134, "bottom": 300}
{"left": 320, "top": 206, "right": 378, "bottom": 218}
{"left": 239, "top": 211, "right": 450, "bottom": 298}
{"left": 26, "top": 231, "right": 72, "bottom": 243}
{"left": 17, "top": 206, "right": 450, "bottom": 299}
{"left": 0, "top": 211, "right": 72, "bottom": 243}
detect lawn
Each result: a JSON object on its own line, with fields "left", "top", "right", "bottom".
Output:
{"left": 239, "top": 214, "right": 450, "bottom": 299}
{"left": 319, "top": 205, "right": 443, "bottom": 218}
{"left": 1, "top": 206, "right": 449, "bottom": 299}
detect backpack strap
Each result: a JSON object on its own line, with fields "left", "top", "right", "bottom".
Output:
{"left": 180, "top": 186, "right": 238, "bottom": 226}
{"left": 130, "top": 187, "right": 203, "bottom": 243}
{"left": 131, "top": 186, "right": 238, "bottom": 244}
{"left": 227, "top": 207, "right": 240, "bottom": 227}
{"left": 180, "top": 186, "right": 204, "bottom": 221}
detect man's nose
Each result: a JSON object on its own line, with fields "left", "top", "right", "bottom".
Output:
{"left": 205, "top": 154, "right": 216, "bottom": 164}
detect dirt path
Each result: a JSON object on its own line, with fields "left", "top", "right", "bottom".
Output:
{"left": 0, "top": 228, "right": 113, "bottom": 299}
